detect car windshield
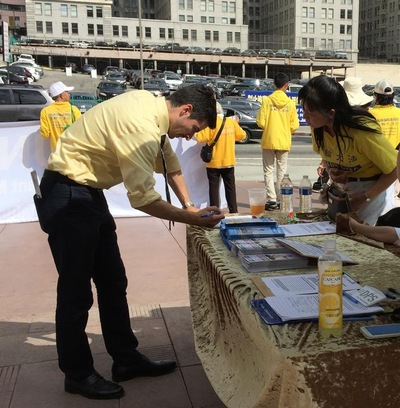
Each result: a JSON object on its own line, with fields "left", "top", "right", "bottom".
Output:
{"left": 102, "top": 83, "right": 123, "bottom": 90}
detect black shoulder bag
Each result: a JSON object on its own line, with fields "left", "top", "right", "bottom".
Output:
{"left": 200, "top": 117, "right": 226, "bottom": 163}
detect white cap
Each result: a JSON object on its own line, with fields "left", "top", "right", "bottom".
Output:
{"left": 340, "top": 77, "right": 373, "bottom": 107}
{"left": 374, "top": 79, "right": 394, "bottom": 95}
{"left": 323, "top": 239, "right": 336, "bottom": 251}
{"left": 48, "top": 81, "right": 74, "bottom": 98}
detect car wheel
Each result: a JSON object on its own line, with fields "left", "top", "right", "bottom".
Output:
{"left": 237, "top": 128, "right": 251, "bottom": 144}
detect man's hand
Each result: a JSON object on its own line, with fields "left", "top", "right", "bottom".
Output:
{"left": 196, "top": 206, "right": 225, "bottom": 227}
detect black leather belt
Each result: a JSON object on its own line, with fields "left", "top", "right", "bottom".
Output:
{"left": 347, "top": 174, "right": 381, "bottom": 182}
{"left": 43, "top": 169, "right": 87, "bottom": 187}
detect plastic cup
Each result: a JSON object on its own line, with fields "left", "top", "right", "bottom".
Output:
{"left": 248, "top": 188, "right": 266, "bottom": 216}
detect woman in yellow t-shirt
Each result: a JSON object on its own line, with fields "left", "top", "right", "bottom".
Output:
{"left": 298, "top": 75, "right": 398, "bottom": 225}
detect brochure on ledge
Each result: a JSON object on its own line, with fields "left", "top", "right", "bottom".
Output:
{"left": 250, "top": 273, "right": 384, "bottom": 325}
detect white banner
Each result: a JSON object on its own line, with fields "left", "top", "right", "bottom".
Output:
{"left": 0, "top": 121, "right": 226, "bottom": 224}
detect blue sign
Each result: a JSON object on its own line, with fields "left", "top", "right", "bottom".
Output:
{"left": 244, "top": 90, "right": 307, "bottom": 126}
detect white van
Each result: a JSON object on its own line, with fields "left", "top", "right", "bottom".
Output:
{"left": 17, "top": 54, "right": 35, "bottom": 63}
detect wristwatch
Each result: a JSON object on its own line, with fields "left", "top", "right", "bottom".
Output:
{"left": 182, "top": 201, "right": 195, "bottom": 209}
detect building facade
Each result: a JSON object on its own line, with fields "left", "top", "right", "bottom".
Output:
{"left": 23, "top": 0, "right": 248, "bottom": 50}
{"left": 358, "top": 0, "right": 400, "bottom": 62}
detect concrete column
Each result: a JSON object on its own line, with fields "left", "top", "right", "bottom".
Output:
{"left": 119, "top": 58, "right": 123, "bottom": 69}
{"left": 48, "top": 55, "right": 52, "bottom": 69}
{"left": 186, "top": 61, "right": 190, "bottom": 74}
{"left": 242, "top": 62, "right": 245, "bottom": 77}
{"left": 265, "top": 64, "right": 268, "bottom": 78}
{"left": 218, "top": 61, "right": 221, "bottom": 76}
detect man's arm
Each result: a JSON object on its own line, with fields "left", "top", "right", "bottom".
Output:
{"left": 136, "top": 199, "right": 224, "bottom": 227}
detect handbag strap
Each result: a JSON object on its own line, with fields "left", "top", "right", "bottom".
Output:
{"left": 70, "top": 104, "right": 75, "bottom": 123}
{"left": 209, "top": 116, "right": 226, "bottom": 147}
{"left": 160, "top": 134, "right": 174, "bottom": 231}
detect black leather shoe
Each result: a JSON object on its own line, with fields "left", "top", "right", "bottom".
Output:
{"left": 112, "top": 353, "right": 177, "bottom": 382}
{"left": 65, "top": 371, "right": 124, "bottom": 399}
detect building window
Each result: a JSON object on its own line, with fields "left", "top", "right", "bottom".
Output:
{"left": 309, "top": 23, "right": 315, "bottom": 33}
{"left": 187, "top": 15, "right": 193, "bottom": 22}
{"left": 208, "top": 0, "right": 214, "bottom": 11}
{"left": 96, "top": 6, "right": 102, "bottom": 18}
{"left": 136, "top": 26, "right": 140, "bottom": 37}
{"left": 340, "top": 24, "right": 345, "bottom": 34}
{"left": 145, "top": 27, "right": 151, "bottom": 38}
{"left": 302, "top": 22, "right": 307, "bottom": 33}
{"left": 321, "top": 38, "right": 326, "bottom": 47}
{"left": 213, "top": 31, "right": 219, "bottom": 42}
{"left": 191, "top": 29, "right": 197, "bottom": 40}
{"left": 347, "top": 10, "right": 352, "bottom": 19}
{"left": 222, "top": 17, "right": 228, "bottom": 24}
{"left": 321, "top": 8, "right": 327, "bottom": 18}
{"left": 113, "top": 25, "right": 119, "bottom": 36}
{"left": 87, "top": 6, "right": 93, "bottom": 18}
{"left": 227, "top": 31, "right": 232, "bottom": 42}
{"left": 209, "top": 17, "right": 215, "bottom": 23}
{"left": 340, "top": 9, "right": 345, "bottom": 18}
{"left": 159, "top": 28, "right": 165, "bottom": 39}
{"left": 205, "top": 30, "right": 211, "bottom": 40}
{"left": 168, "top": 28, "right": 174, "bottom": 39}
{"left": 71, "top": 23, "right": 78, "bottom": 34}
{"left": 179, "top": 15, "right": 185, "bottom": 22}
{"left": 36, "top": 21, "right": 43, "bottom": 33}
{"left": 327, "top": 24, "right": 333, "bottom": 34}
{"left": 235, "top": 32, "right": 240, "bottom": 42}
{"left": 230, "top": 18, "right": 236, "bottom": 24}
{"left": 347, "top": 25, "right": 352, "bottom": 34}
{"left": 187, "top": 0, "right": 193, "bottom": 9}
{"left": 122, "top": 25, "right": 128, "bottom": 37}
{"left": 183, "top": 29, "right": 189, "bottom": 40}
{"left": 302, "top": 38, "right": 307, "bottom": 47}
{"left": 97, "top": 25, "right": 103, "bottom": 36}
{"left": 35, "top": 3, "right": 42, "bottom": 16}
{"left": 61, "top": 4, "right": 68, "bottom": 17}
{"left": 71, "top": 5, "right": 77, "bottom": 18}
{"left": 309, "top": 7, "right": 315, "bottom": 18}
{"left": 229, "top": 2, "right": 235, "bottom": 12}
{"left": 179, "top": 0, "right": 184, "bottom": 10}
{"left": 44, "top": 3, "right": 52, "bottom": 16}
{"left": 62, "top": 22, "right": 68, "bottom": 34}
{"left": 88, "top": 24, "right": 94, "bottom": 35}
{"left": 222, "top": 1, "right": 228, "bottom": 12}
{"left": 302, "top": 7, "right": 307, "bottom": 17}
{"left": 200, "top": 0, "right": 206, "bottom": 11}
{"left": 346, "top": 39, "right": 352, "bottom": 48}
{"left": 45, "top": 21, "right": 53, "bottom": 33}
{"left": 201, "top": 16, "right": 206, "bottom": 23}
{"left": 309, "top": 38, "right": 314, "bottom": 47}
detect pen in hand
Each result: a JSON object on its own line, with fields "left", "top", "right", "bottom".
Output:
{"left": 200, "top": 211, "right": 221, "bottom": 218}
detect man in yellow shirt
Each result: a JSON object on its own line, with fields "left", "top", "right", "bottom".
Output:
{"left": 33, "top": 84, "right": 223, "bottom": 400}
{"left": 40, "top": 81, "right": 81, "bottom": 151}
{"left": 256, "top": 73, "right": 299, "bottom": 210}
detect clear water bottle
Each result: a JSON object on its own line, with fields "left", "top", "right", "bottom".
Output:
{"left": 299, "top": 175, "right": 312, "bottom": 213}
{"left": 318, "top": 239, "right": 343, "bottom": 338}
{"left": 280, "top": 174, "right": 293, "bottom": 214}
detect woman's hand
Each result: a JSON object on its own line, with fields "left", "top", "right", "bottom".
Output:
{"left": 348, "top": 191, "right": 368, "bottom": 212}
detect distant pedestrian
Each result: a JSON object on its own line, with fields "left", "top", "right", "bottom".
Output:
{"left": 256, "top": 72, "right": 299, "bottom": 211}
{"left": 196, "top": 102, "right": 246, "bottom": 213}
{"left": 40, "top": 81, "right": 81, "bottom": 151}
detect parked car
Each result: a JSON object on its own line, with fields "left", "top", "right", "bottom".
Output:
{"left": 82, "top": 64, "right": 95, "bottom": 75}
{"left": 240, "top": 49, "right": 258, "bottom": 57}
{"left": 5, "top": 65, "right": 37, "bottom": 83}
{"left": 185, "top": 46, "right": 205, "bottom": 54}
{"left": 113, "top": 41, "right": 131, "bottom": 48}
{"left": 204, "top": 47, "right": 222, "bottom": 55}
{"left": 275, "top": 49, "right": 292, "bottom": 58}
{"left": 314, "top": 50, "right": 335, "bottom": 59}
{"left": 258, "top": 49, "right": 275, "bottom": 57}
{"left": 70, "top": 40, "right": 91, "bottom": 48}
{"left": 69, "top": 91, "right": 98, "bottom": 113}
{"left": 219, "top": 97, "right": 261, "bottom": 115}
{"left": 102, "top": 66, "right": 119, "bottom": 76}
{"left": 104, "top": 71, "right": 127, "bottom": 84}
{"left": 10, "top": 61, "right": 44, "bottom": 77}
{"left": 159, "top": 43, "right": 187, "bottom": 53}
{"left": 17, "top": 54, "right": 35, "bottom": 63}
{"left": 223, "top": 106, "right": 262, "bottom": 144}
{"left": 96, "top": 81, "right": 126, "bottom": 100}
{"left": 334, "top": 51, "right": 348, "bottom": 59}
{"left": 92, "top": 41, "right": 110, "bottom": 47}
{"left": 163, "top": 73, "right": 183, "bottom": 91}
{"left": 142, "top": 79, "right": 170, "bottom": 96}
{"left": 291, "top": 51, "right": 311, "bottom": 58}
{"left": 0, "top": 69, "right": 29, "bottom": 85}
{"left": 222, "top": 47, "right": 241, "bottom": 56}
{"left": 48, "top": 39, "right": 70, "bottom": 46}
{"left": 0, "top": 84, "right": 53, "bottom": 121}
{"left": 207, "top": 78, "right": 231, "bottom": 98}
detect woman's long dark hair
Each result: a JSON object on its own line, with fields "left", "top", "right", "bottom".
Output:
{"left": 298, "top": 76, "right": 380, "bottom": 153}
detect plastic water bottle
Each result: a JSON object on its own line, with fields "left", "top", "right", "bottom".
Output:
{"left": 318, "top": 239, "right": 343, "bottom": 338}
{"left": 280, "top": 174, "right": 293, "bottom": 214}
{"left": 299, "top": 175, "right": 312, "bottom": 213}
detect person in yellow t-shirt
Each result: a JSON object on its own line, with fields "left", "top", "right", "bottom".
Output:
{"left": 196, "top": 102, "right": 246, "bottom": 213}
{"left": 40, "top": 81, "right": 81, "bottom": 151}
{"left": 298, "top": 75, "right": 398, "bottom": 225}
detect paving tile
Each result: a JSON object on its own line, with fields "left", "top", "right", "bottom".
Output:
{"left": 181, "top": 365, "right": 225, "bottom": 408}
